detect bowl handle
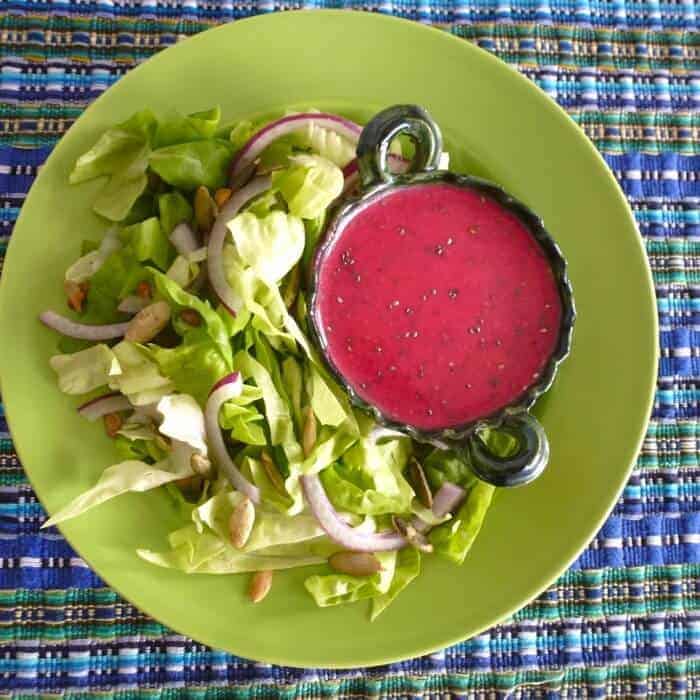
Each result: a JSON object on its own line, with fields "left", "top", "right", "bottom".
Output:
{"left": 465, "top": 413, "right": 550, "bottom": 487}
{"left": 356, "top": 104, "right": 443, "bottom": 188}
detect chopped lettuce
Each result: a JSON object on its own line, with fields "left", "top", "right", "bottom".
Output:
{"left": 156, "top": 394, "right": 207, "bottom": 454}
{"left": 304, "top": 551, "right": 396, "bottom": 608}
{"left": 149, "top": 139, "right": 234, "bottom": 190}
{"left": 120, "top": 217, "right": 172, "bottom": 270}
{"left": 272, "top": 154, "right": 344, "bottom": 219}
{"left": 154, "top": 107, "right": 221, "bottom": 148}
{"left": 321, "top": 436, "right": 414, "bottom": 516}
{"left": 228, "top": 211, "right": 305, "bottom": 284}
{"left": 42, "top": 451, "right": 194, "bottom": 528}
{"left": 158, "top": 191, "right": 193, "bottom": 236}
{"left": 70, "top": 109, "right": 156, "bottom": 222}
{"left": 429, "top": 480, "right": 495, "bottom": 565}
{"left": 49, "top": 344, "right": 121, "bottom": 395}
{"left": 108, "top": 341, "right": 174, "bottom": 406}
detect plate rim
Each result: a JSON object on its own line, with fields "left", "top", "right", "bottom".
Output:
{"left": 0, "top": 9, "right": 659, "bottom": 668}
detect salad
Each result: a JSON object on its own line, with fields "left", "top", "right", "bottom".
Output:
{"left": 39, "top": 106, "right": 504, "bottom": 619}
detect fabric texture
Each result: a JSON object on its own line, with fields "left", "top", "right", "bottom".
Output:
{"left": 0, "top": 2, "right": 698, "bottom": 697}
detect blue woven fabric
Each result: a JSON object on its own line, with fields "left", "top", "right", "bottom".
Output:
{"left": 0, "top": 1, "right": 699, "bottom": 696}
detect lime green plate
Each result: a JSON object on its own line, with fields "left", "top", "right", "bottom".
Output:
{"left": 0, "top": 11, "right": 657, "bottom": 668}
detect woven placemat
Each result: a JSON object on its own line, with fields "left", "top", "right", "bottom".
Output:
{"left": 1, "top": 3, "right": 698, "bottom": 697}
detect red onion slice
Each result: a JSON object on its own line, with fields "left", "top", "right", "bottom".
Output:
{"left": 411, "top": 480, "right": 466, "bottom": 533}
{"left": 301, "top": 473, "right": 406, "bottom": 552}
{"left": 169, "top": 222, "right": 200, "bottom": 256}
{"left": 77, "top": 393, "right": 132, "bottom": 421}
{"left": 432, "top": 481, "right": 466, "bottom": 518}
{"left": 230, "top": 113, "right": 362, "bottom": 181}
{"left": 207, "top": 176, "right": 271, "bottom": 316}
{"left": 205, "top": 372, "right": 260, "bottom": 503}
{"left": 39, "top": 311, "right": 129, "bottom": 340}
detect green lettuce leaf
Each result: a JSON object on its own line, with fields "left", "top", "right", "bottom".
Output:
{"left": 304, "top": 551, "right": 396, "bottom": 608}
{"left": 49, "top": 344, "right": 121, "bottom": 395}
{"left": 120, "top": 217, "right": 172, "bottom": 271}
{"left": 42, "top": 453, "right": 194, "bottom": 528}
{"left": 154, "top": 106, "right": 221, "bottom": 148}
{"left": 149, "top": 139, "right": 234, "bottom": 190}
{"left": 371, "top": 547, "right": 421, "bottom": 620}
{"left": 158, "top": 191, "right": 193, "bottom": 236}
{"left": 150, "top": 270, "right": 233, "bottom": 368}
{"left": 81, "top": 246, "right": 149, "bottom": 324}
{"left": 156, "top": 394, "right": 207, "bottom": 454}
{"left": 429, "top": 480, "right": 495, "bottom": 565}
{"left": 234, "top": 350, "right": 301, "bottom": 464}
{"left": 296, "top": 122, "right": 356, "bottom": 166}
{"left": 321, "top": 436, "right": 413, "bottom": 516}
{"left": 70, "top": 109, "right": 156, "bottom": 222}
{"left": 423, "top": 448, "right": 475, "bottom": 491}
{"left": 108, "top": 341, "right": 174, "bottom": 406}
{"left": 229, "top": 120, "right": 255, "bottom": 150}
{"left": 147, "top": 338, "right": 229, "bottom": 406}
{"left": 272, "top": 154, "right": 343, "bottom": 219}
{"left": 228, "top": 211, "right": 305, "bottom": 284}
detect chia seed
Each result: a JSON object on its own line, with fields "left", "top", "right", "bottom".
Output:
{"left": 336, "top": 296, "right": 344, "bottom": 304}
{"left": 448, "top": 288, "right": 459, "bottom": 299}
{"left": 405, "top": 307, "right": 414, "bottom": 315}
{"left": 434, "top": 245, "right": 445, "bottom": 256}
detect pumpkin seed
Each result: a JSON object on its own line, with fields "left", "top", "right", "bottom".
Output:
{"left": 179, "top": 308, "right": 202, "bottom": 327}
{"left": 281, "top": 265, "right": 301, "bottom": 310}
{"left": 214, "top": 187, "right": 233, "bottom": 208}
{"left": 302, "top": 406, "right": 317, "bottom": 458}
{"left": 194, "top": 185, "right": 217, "bottom": 235}
{"left": 329, "top": 551, "right": 381, "bottom": 577}
{"left": 230, "top": 158, "right": 259, "bottom": 192}
{"left": 392, "top": 516, "right": 433, "bottom": 553}
{"left": 229, "top": 497, "right": 255, "bottom": 549}
{"left": 249, "top": 570, "right": 272, "bottom": 603}
{"left": 175, "top": 476, "right": 203, "bottom": 501}
{"left": 125, "top": 301, "right": 171, "bottom": 343}
{"left": 64, "top": 280, "right": 88, "bottom": 313}
{"left": 407, "top": 457, "right": 433, "bottom": 509}
{"left": 136, "top": 281, "right": 152, "bottom": 300}
{"left": 103, "top": 413, "right": 122, "bottom": 438}
{"left": 190, "top": 452, "right": 211, "bottom": 476}
{"left": 154, "top": 435, "right": 171, "bottom": 453}
{"left": 260, "top": 450, "right": 286, "bottom": 494}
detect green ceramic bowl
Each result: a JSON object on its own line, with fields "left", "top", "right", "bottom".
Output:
{"left": 0, "top": 11, "right": 657, "bottom": 668}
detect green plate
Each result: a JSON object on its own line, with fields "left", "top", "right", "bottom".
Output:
{"left": 0, "top": 11, "right": 657, "bottom": 668}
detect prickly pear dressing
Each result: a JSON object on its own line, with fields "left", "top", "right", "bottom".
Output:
{"left": 314, "top": 183, "right": 563, "bottom": 431}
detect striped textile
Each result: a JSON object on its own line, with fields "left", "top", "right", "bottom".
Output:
{"left": 0, "top": 2, "right": 699, "bottom": 697}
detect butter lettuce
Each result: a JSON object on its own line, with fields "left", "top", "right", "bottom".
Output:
{"left": 149, "top": 139, "right": 234, "bottom": 190}
{"left": 429, "top": 480, "right": 495, "bottom": 565}
{"left": 49, "top": 344, "right": 121, "bottom": 395}
{"left": 272, "top": 154, "right": 343, "bottom": 219}
{"left": 228, "top": 211, "right": 305, "bottom": 284}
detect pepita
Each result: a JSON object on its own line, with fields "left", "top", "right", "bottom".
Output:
{"left": 65, "top": 280, "right": 88, "bottom": 313}
{"left": 392, "top": 516, "right": 433, "bottom": 553}
{"left": 407, "top": 457, "right": 433, "bottom": 509}
{"left": 214, "top": 187, "right": 233, "bottom": 208}
{"left": 190, "top": 452, "right": 211, "bottom": 476}
{"left": 249, "top": 570, "right": 272, "bottom": 603}
{"left": 125, "top": 301, "right": 171, "bottom": 343}
{"left": 194, "top": 185, "right": 217, "bottom": 235}
{"left": 260, "top": 450, "right": 286, "bottom": 494}
{"left": 281, "top": 265, "right": 301, "bottom": 310}
{"left": 302, "top": 406, "right": 317, "bottom": 458}
{"left": 229, "top": 497, "right": 255, "bottom": 549}
{"left": 179, "top": 308, "right": 202, "bottom": 327}
{"left": 329, "top": 551, "right": 381, "bottom": 577}
{"left": 103, "top": 413, "right": 122, "bottom": 438}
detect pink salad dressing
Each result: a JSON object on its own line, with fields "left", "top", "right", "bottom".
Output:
{"left": 314, "top": 183, "right": 563, "bottom": 431}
